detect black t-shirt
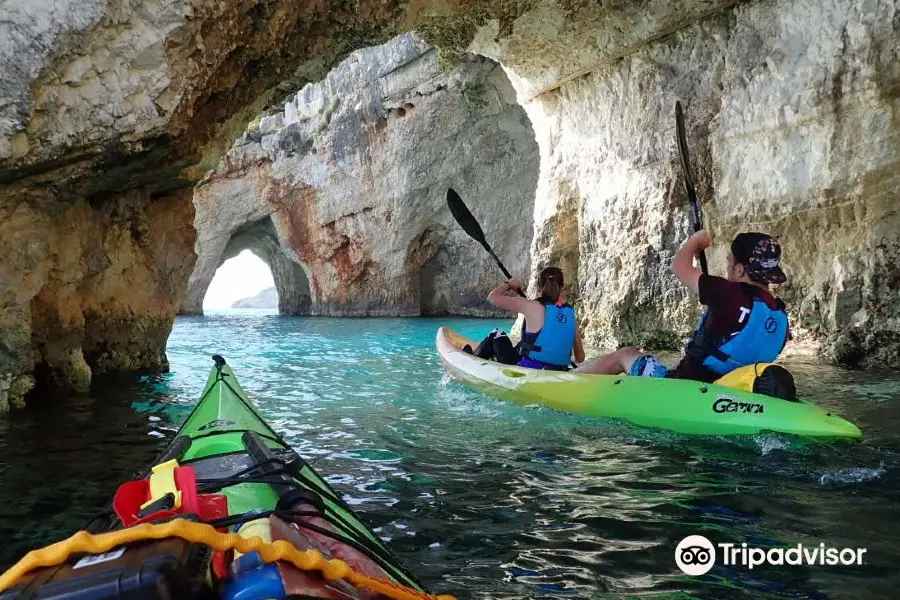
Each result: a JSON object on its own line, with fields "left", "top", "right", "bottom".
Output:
{"left": 668, "top": 275, "right": 782, "bottom": 382}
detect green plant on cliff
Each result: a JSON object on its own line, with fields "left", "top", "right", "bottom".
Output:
{"left": 315, "top": 97, "right": 342, "bottom": 134}
{"left": 415, "top": 11, "right": 492, "bottom": 72}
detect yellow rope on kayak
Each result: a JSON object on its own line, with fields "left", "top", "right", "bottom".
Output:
{"left": 0, "top": 519, "right": 455, "bottom": 600}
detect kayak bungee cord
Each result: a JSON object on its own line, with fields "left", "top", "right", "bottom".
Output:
{"left": 192, "top": 454, "right": 419, "bottom": 582}
{"left": 78, "top": 447, "right": 420, "bottom": 585}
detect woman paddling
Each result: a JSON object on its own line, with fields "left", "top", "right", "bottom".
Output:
{"left": 477, "top": 266, "right": 585, "bottom": 370}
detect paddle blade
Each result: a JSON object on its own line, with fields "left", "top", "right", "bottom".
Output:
{"left": 447, "top": 188, "right": 488, "bottom": 245}
{"left": 675, "top": 101, "right": 699, "bottom": 211}
{"left": 675, "top": 101, "right": 709, "bottom": 274}
{"left": 446, "top": 188, "right": 517, "bottom": 283}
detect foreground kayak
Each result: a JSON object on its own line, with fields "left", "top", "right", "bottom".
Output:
{"left": 0, "top": 356, "right": 438, "bottom": 600}
{"left": 437, "top": 327, "right": 861, "bottom": 440}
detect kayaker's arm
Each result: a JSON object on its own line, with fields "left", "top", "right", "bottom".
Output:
{"left": 672, "top": 229, "right": 711, "bottom": 294}
{"left": 487, "top": 279, "right": 530, "bottom": 313}
{"left": 573, "top": 328, "right": 586, "bottom": 363}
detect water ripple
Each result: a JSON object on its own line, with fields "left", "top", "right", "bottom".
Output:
{"left": 0, "top": 313, "right": 898, "bottom": 600}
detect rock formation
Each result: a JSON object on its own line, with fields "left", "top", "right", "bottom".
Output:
{"left": 0, "top": 0, "right": 532, "bottom": 407}
{"left": 0, "top": 0, "right": 896, "bottom": 408}
{"left": 0, "top": 0, "right": 418, "bottom": 408}
{"left": 0, "top": 187, "right": 195, "bottom": 410}
{"left": 232, "top": 286, "right": 279, "bottom": 309}
{"left": 469, "top": 0, "right": 900, "bottom": 367}
{"left": 182, "top": 34, "right": 538, "bottom": 318}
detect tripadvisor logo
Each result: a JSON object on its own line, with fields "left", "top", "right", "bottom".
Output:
{"left": 675, "top": 535, "right": 716, "bottom": 575}
{"left": 675, "top": 535, "right": 867, "bottom": 575}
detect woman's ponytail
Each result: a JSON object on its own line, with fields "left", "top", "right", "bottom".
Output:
{"left": 537, "top": 266, "right": 564, "bottom": 303}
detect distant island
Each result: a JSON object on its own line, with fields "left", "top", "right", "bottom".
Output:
{"left": 231, "top": 287, "right": 278, "bottom": 308}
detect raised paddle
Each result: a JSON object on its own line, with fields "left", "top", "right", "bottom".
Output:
{"left": 446, "top": 188, "right": 526, "bottom": 298}
{"left": 675, "top": 101, "right": 709, "bottom": 275}
{"left": 447, "top": 188, "right": 578, "bottom": 369}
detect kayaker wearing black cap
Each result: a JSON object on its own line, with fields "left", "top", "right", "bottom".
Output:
{"left": 577, "top": 230, "right": 790, "bottom": 383}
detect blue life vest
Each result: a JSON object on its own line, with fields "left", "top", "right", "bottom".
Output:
{"left": 519, "top": 302, "right": 577, "bottom": 368}
{"left": 685, "top": 291, "right": 789, "bottom": 376}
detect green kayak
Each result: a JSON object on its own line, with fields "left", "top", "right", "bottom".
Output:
{"left": 0, "top": 356, "right": 428, "bottom": 600}
{"left": 438, "top": 327, "right": 862, "bottom": 440}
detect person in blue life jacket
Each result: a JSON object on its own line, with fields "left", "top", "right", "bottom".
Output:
{"left": 576, "top": 230, "right": 790, "bottom": 383}
{"left": 483, "top": 266, "right": 586, "bottom": 370}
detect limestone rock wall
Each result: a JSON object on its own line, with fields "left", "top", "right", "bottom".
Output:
{"left": 0, "top": 0, "right": 507, "bottom": 406}
{"left": 0, "top": 187, "right": 194, "bottom": 409}
{"left": 470, "top": 0, "right": 900, "bottom": 366}
{"left": 0, "top": 0, "right": 425, "bottom": 193}
{"left": 183, "top": 34, "right": 539, "bottom": 318}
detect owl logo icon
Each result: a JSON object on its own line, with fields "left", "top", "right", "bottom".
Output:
{"left": 675, "top": 535, "right": 716, "bottom": 575}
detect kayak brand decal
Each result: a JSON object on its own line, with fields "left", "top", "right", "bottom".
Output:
{"left": 198, "top": 419, "right": 236, "bottom": 431}
{"left": 712, "top": 396, "right": 765, "bottom": 414}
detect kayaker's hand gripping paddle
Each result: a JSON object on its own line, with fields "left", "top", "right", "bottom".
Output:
{"left": 446, "top": 188, "right": 526, "bottom": 298}
{"left": 675, "top": 101, "right": 709, "bottom": 275}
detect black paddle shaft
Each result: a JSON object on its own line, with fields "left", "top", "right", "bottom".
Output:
{"left": 446, "top": 188, "right": 525, "bottom": 297}
{"left": 675, "top": 102, "right": 709, "bottom": 275}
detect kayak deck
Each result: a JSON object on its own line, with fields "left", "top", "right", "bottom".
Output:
{"left": 437, "top": 327, "right": 862, "bottom": 440}
{"left": 173, "top": 356, "right": 423, "bottom": 589}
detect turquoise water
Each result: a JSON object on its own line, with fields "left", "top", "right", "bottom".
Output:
{"left": 1, "top": 312, "right": 899, "bottom": 599}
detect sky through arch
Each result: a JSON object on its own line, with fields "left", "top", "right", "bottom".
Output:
{"left": 203, "top": 249, "right": 275, "bottom": 310}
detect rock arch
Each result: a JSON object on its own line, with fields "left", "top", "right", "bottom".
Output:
{"left": 183, "top": 34, "right": 539, "bottom": 320}
{"left": 186, "top": 218, "right": 312, "bottom": 315}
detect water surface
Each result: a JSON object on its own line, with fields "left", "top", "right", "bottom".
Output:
{"left": 1, "top": 312, "right": 898, "bottom": 599}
